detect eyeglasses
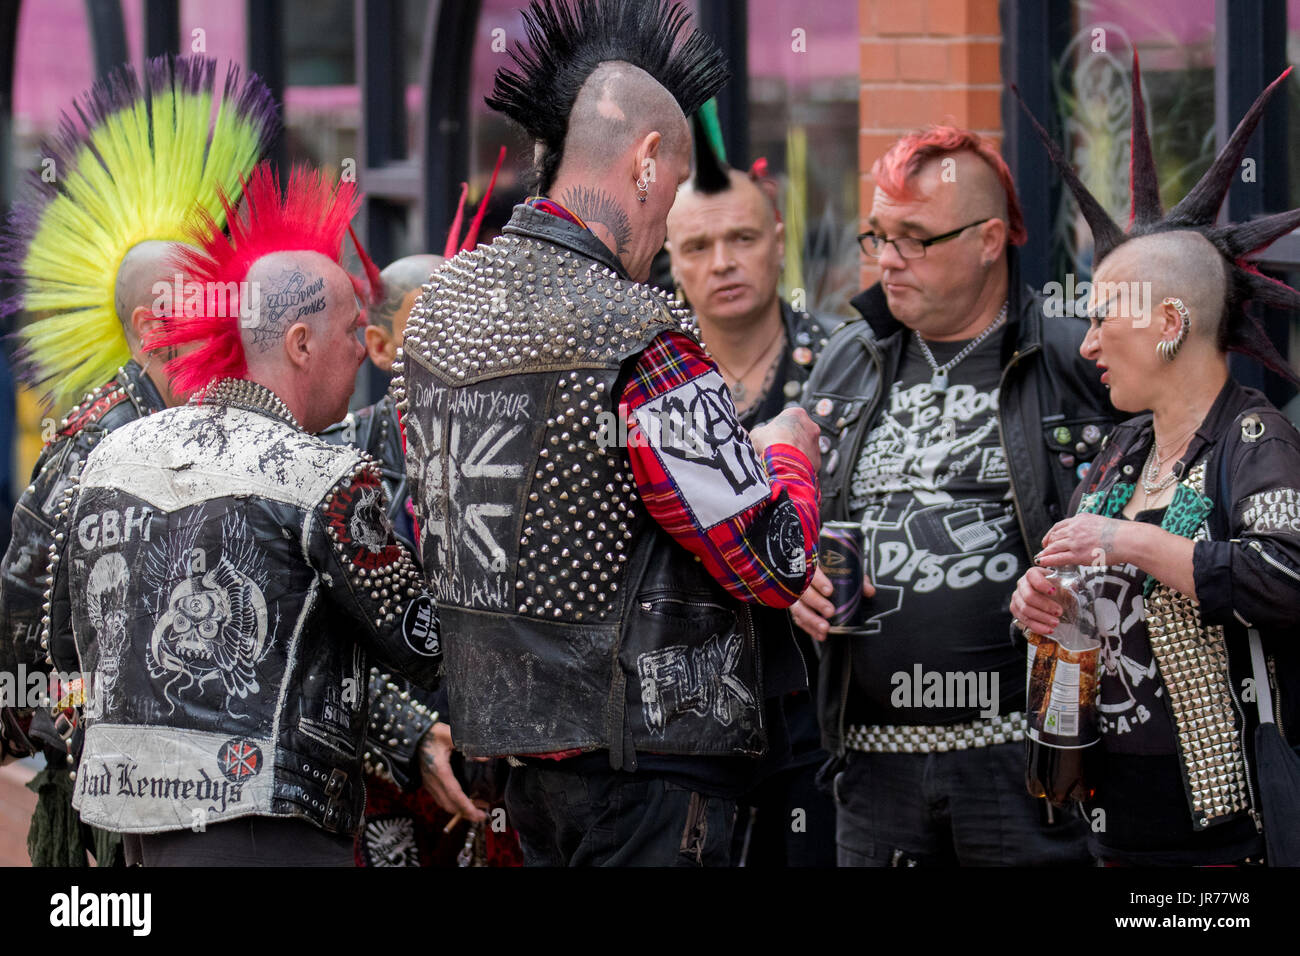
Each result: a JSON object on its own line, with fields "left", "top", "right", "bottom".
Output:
{"left": 857, "top": 218, "right": 992, "bottom": 260}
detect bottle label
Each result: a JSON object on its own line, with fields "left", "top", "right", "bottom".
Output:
{"left": 1025, "top": 631, "right": 1100, "bottom": 749}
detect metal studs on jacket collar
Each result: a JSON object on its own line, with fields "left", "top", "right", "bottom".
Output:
{"left": 202, "top": 377, "right": 302, "bottom": 430}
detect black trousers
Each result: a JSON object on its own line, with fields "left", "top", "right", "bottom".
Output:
{"left": 122, "top": 816, "right": 355, "bottom": 867}
{"left": 504, "top": 763, "right": 737, "bottom": 867}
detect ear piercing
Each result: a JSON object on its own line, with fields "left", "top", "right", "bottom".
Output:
{"left": 1156, "top": 296, "right": 1190, "bottom": 361}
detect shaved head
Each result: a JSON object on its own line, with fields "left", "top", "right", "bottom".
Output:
{"left": 1098, "top": 230, "right": 1228, "bottom": 342}
{"left": 671, "top": 169, "right": 778, "bottom": 229}
{"left": 374, "top": 254, "right": 444, "bottom": 332}
{"left": 559, "top": 61, "right": 690, "bottom": 177}
{"left": 116, "top": 240, "right": 187, "bottom": 345}
{"left": 244, "top": 250, "right": 353, "bottom": 359}
{"left": 919, "top": 151, "right": 1010, "bottom": 228}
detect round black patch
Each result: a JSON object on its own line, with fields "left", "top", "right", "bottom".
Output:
{"left": 402, "top": 595, "right": 440, "bottom": 658}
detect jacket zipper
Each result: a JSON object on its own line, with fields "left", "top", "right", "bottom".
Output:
{"left": 835, "top": 335, "right": 887, "bottom": 522}
{"left": 834, "top": 336, "right": 886, "bottom": 754}
{"left": 1225, "top": 661, "right": 1262, "bottom": 831}
{"left": 1247, "top": 538, "right": 1300, "bottom": 584}
{"left": 1268, "top": 654, "right": 1285, "bottom": 738}
{"left": 639, "top": 597, "right": 729, "bottom": 613}
{"left": 743, "top": 604, "right": 764, "bottom": 740}
{"left": 994, "top": 344, "right": 1041, "bottom": 552}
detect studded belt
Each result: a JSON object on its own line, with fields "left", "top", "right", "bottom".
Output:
{"left": 845, "top": 712, "right": 1028, "bottom": 754}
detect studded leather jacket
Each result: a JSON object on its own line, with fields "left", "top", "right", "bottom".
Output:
{"left": 45, "top": 379, "right": 442, "bottom": 835}
{"left": 320, "top": 396, "right": 440, "bottom": 791}
{"left": 801, "top": 250, "right": 1116, "bottom": 756}
{"left": 1072, "top": 378, "right": 1300, "bottom": 833}
{"left": 395, "top": 203, "right": 814, "bottom": 768}
{"left": 1, "top": 361, "right": 166, "bottom": 758}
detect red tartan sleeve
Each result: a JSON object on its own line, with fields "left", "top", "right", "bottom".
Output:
{"left": 618, "top": 330, "right": 819, "bottom": 607}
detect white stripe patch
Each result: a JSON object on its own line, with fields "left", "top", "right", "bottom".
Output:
{"left": 635, "top": 369, "right": 770, "bottom": 529}
{"left": 73, "top": 723, "right": 277, "bottom": 833}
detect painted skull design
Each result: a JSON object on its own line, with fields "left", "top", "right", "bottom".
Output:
{"left": 86, "top": 551, "right": 130, "bottom": 714}
{"left": 145, "top": 512, "right": 271, "bottom": 714}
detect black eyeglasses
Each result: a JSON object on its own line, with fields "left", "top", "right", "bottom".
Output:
{"left": 857, "top": 218, "right": 992, "bottom": 259}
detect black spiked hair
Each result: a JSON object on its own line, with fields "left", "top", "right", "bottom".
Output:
{"left": 1013, "top": 54, "right": 1300, "bottom": 383}
{"left": 690, "top": 112, "right": 731, "bottom": 193}
{"left": 485, "top": 0, "right": 730, "bottom": 193}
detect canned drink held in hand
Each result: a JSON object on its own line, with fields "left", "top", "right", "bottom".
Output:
{"left": 819, "top": 521, "right": 865, "bottom": 632}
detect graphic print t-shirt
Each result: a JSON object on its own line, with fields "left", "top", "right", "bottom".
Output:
{"left": 846, "top": 330, "right": 1028, "bottom": 725}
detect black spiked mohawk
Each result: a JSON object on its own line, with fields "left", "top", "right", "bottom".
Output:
{"left": 485, "top": 0, "right": 730, "bottom": 193}
{"left": 691, "top": 112, "right": 731, "bottom": 194}
{"left": 1013, "top": 53, "right": 1300, "bottom": 383}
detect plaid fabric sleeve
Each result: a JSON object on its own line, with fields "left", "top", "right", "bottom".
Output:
{"left": 619, "top": 329, "right": 819, "bottom": 608}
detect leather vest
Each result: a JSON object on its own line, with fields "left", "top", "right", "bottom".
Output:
{"left": 394, "top": 205, "right": 769, "bottom": 768}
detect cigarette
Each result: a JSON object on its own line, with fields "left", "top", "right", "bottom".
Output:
{"left": 443, "top": 812, "right": 463, "bottom": 834}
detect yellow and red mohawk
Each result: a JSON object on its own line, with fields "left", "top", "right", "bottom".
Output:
{"left": 2, "top": 55, "right": 278, "bottom": 413}
{"left": 150, "top": 162, "right": 362, "bottom": 398}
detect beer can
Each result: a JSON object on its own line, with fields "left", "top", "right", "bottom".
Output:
{"left": 819, "top": 520, "right": 865, "bottom": 631}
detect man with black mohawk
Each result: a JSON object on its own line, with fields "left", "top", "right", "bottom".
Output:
{"left": 395, "top": 0, "right": 824, "bottom": 866}
{"left": 1012, "top": 58, "right": 1300, "bottom": 865}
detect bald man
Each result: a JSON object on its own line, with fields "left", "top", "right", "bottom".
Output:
{"left": 364, "top": 254, "right": 445, "bottom": 373}
{"left": 795, "top": 127, "right": 1116, "bottom": 867}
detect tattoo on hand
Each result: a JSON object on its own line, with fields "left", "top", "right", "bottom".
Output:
{"left": 1099, "top": 521, "right": 1117, "bottom": 557}
{"left": 559, "top": 186, "right": 632, "bottom": 257}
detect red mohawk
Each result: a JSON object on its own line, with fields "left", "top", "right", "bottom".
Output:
{"left": 150, "top": 162, "right": 362, "bottom": 397}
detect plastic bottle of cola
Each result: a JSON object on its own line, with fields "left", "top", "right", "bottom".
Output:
{"left": 1024, "top": 566, "right": 1102, "bottom": 806}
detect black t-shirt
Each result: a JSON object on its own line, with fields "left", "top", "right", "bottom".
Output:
{"left": 1085, "top": 509, "right": 1263, "bottom": 863}
{"left": 846, "top": 330, "right": 1028, "bottom": 725}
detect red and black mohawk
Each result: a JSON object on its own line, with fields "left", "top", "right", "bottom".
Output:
{"left": 1014, "top": 54, "right": 1300, "bottom": 383}
{"left": 485, "top": 0, "right": 730, "bottom": 193}
{"left": 149, "top": 162, "right": 361, "bottom": 397}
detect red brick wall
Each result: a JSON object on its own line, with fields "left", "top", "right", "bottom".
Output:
{"left": 858, "top": 0, "right": 1003, "bottom": 287}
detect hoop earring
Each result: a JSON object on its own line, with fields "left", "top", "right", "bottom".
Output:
{"left": 1156, "top": 296, "right": 1190, "bottom": 361}
{"left": 636, "top": 177, "right": 648, "bottom": 203}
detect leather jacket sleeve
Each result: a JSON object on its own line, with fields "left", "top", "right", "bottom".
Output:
{"left": 309, "top": 460, "right": 443, "bottom": 689}
{"left": 1, "top": 433, "right": 79, "bottom": 672}
{"left": 363, "top": 667, "right": 440, "bottom": 791}
{"left": 1195, "top": 409, "right": 1300, "bottom": 632}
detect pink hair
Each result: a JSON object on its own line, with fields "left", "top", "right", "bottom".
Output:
{"left": 149, "top": 163, "right": 362, "bottom": 397}
{"left": 871, "top": 126, "right": 1027, "bottom": 246}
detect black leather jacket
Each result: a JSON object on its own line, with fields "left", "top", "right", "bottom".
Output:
{"left": 320, "top": 395, "right": 440, "bottom": 791}
{"left": 1074, "top": 378, "right": 1300, "bottom": 832}
{"left": 47, "top": 379, "right": 442, "bottom": 836}
{"left": 1, "top": 361, "right": 165, "bottom": 758}
{"left": 801, "top": 250, "right": 1115, "bottom": 755}
{"left": 395, "top": 203, "right": 817, "bottom": 769}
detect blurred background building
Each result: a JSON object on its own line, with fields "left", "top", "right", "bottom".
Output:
{"left": 0, "top": 0, "right": 1297, "bottom": 548}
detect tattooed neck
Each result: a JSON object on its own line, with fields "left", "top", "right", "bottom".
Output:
{"left": 557, "top": 186, "right": 633, "bottom": 258}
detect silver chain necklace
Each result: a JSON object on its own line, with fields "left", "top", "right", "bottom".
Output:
{"left": 915, "top": 302, "right": 1008, "bottom": 394}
